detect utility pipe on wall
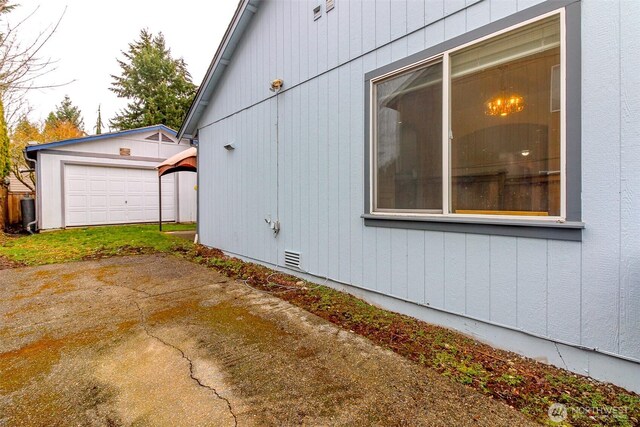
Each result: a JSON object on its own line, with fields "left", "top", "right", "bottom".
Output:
{"left": 22, "top": 149, "right": 37, "bottom": 234}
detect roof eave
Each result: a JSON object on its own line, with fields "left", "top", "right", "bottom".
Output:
{"left": 177, "top": 0, "right": 260, "bottom": 140}
{"left": 24, "top": 124, "right": 178, "bottom": 160}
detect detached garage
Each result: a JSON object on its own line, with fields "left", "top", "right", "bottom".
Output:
{"left": 25, "top": 124, "right": 196, "bottom": 230}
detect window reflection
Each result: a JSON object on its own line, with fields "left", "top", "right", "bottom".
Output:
{"left": 375, "top": 62, "right": 443, "bottom": 211}
{"left": 450, "top": 16, "right": 561, "bottom": 216}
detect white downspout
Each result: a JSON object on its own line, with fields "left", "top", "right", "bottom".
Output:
{"left": 22, "top": 149, "right": 37, "bottom": 234}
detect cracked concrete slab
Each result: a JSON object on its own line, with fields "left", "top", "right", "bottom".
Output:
{"left": 0, "top": 255, "right": 536, "bottom": 426}
{"left": 94, "top": 331, "right": 236, "bottom": 426}
{"left": 133, "top": 301, "right": 238, "bottom": 426}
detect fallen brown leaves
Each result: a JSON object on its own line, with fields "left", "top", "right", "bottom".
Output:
{"left": 183, "top": 244, "right": 640, "bottom": 427}
{"left": 0, "top": 255, "right": 23, "bottom": 270}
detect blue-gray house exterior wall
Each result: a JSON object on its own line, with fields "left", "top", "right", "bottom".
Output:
{"left": 193, "top": 0, "right": 640, "bottom": 392}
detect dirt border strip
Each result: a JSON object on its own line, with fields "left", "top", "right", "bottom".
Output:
{"left": 0, "top": 255, "right": 24, "bottom": 270}
{"left": 178, "top": 245, "right": 640, "bottom": 427}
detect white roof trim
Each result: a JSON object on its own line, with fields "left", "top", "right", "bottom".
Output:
{"left": 177, "top": 0, "right": 260, "bottom": 140}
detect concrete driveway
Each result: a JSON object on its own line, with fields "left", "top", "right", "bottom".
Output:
{"left": 0, "top": 255, "right": 535, "bottom": 426}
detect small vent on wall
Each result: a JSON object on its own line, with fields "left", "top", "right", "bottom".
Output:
{"left": 313, "top": 5, "right": 321, "bottom": 21}
{"left": 161, "top": 133, "right": 174, "bottom": 143}
{"left": 326, "top": 0, "right": 334, "bottom": 12}
{"left": 284, "top": 250, "right": 302, "bottom": 269}
{"left": 145, "top": 132, "right": 160, "bottom": 141}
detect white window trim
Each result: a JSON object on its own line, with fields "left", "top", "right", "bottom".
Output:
{"left": 369, "top": 8, "right": 567, "bottom": 223}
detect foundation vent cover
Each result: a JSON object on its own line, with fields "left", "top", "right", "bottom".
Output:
{"left": 284, "top": 250, "right": 302, "bottom": 269}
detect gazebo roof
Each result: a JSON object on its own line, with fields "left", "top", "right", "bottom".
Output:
{"left": 156, "top": 147, "right": 197, "bottom": 177}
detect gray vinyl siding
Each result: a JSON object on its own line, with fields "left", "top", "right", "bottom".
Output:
{"left": 195, "top": 0, "right": 640, "bottom": 364}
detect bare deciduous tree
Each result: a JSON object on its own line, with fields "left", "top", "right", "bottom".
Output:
{"left": 0, "top": 1, "right": 69, "bottom": 126}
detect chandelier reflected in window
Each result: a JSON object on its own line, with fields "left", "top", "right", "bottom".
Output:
{"left": 485, "top": 65, "right": 525, "bottom": 117}
{"left": 485, "top": 93, "right": 525, "bottom": 116}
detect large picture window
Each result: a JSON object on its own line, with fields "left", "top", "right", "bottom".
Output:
{"left": 371, "top": 12, "right": 564, "bottom": 219}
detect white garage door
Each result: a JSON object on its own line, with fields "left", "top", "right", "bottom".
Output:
{"left": 64, "top": 164, "right": 175, "bottom": 227}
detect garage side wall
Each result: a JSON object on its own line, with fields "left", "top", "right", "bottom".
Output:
{"left": 195, "top": 0, "right": 640, "bottom": 391}
{"left": 177, "top": 172, "right": 197, "bottom": 223}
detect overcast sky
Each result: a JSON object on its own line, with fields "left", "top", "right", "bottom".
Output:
{"left": 7, "top": 0, "right": 239, "bottom": 132}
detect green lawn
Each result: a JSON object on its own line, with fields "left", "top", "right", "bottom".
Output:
{"left": 0, "top": 224, "right": 195, "bottom": 266}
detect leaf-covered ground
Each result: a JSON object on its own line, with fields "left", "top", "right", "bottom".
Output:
{"left": 184, "top": 246, "right": 640, "bottom": 427}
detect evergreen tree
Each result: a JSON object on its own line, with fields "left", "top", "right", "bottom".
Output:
{"left": 0, "top": 98, "right": 9, "bottom": 180}
{"left": 94, "top": 105, "right": 104, "bottom": 135}
{"left": 47, "top": 95, "right": 84, "bottom": 131}
{"left": 0, "top": 0, "right": 16, "bottom": 16}
{"left": 109, "top": 29, "right": 197, "bottom": 130}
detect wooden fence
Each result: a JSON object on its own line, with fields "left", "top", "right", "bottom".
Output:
{"left": 8, "top": 193, "right": 26, "bottom": 226}
{"left": 0, "top": 187, "right": 6, "bottom": 230}
{"left": 1, "top": 190, "right": 34, "bottom": 229}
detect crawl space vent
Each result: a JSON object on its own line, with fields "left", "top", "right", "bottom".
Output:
{"left": 284, "top": 250, "right": 302, "bottom": 269}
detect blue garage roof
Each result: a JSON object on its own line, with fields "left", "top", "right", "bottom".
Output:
{"left": 25, "top": 124, "right": 177, "bottom": 160}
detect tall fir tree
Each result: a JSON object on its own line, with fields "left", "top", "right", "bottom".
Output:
{"left": 46, "top": 95, "right": 84, "bottom": 131}
{"left": 0, "top": 1, "right": 16, "bottom": 15}
{"left": 0, "top": 98, "right": 10, "bottom": 180}
{"left": 94, "top": 105, "right": 104, "bottom": 135}
{"left": 109, "top": 29, "right": 197, "bottom": 130}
